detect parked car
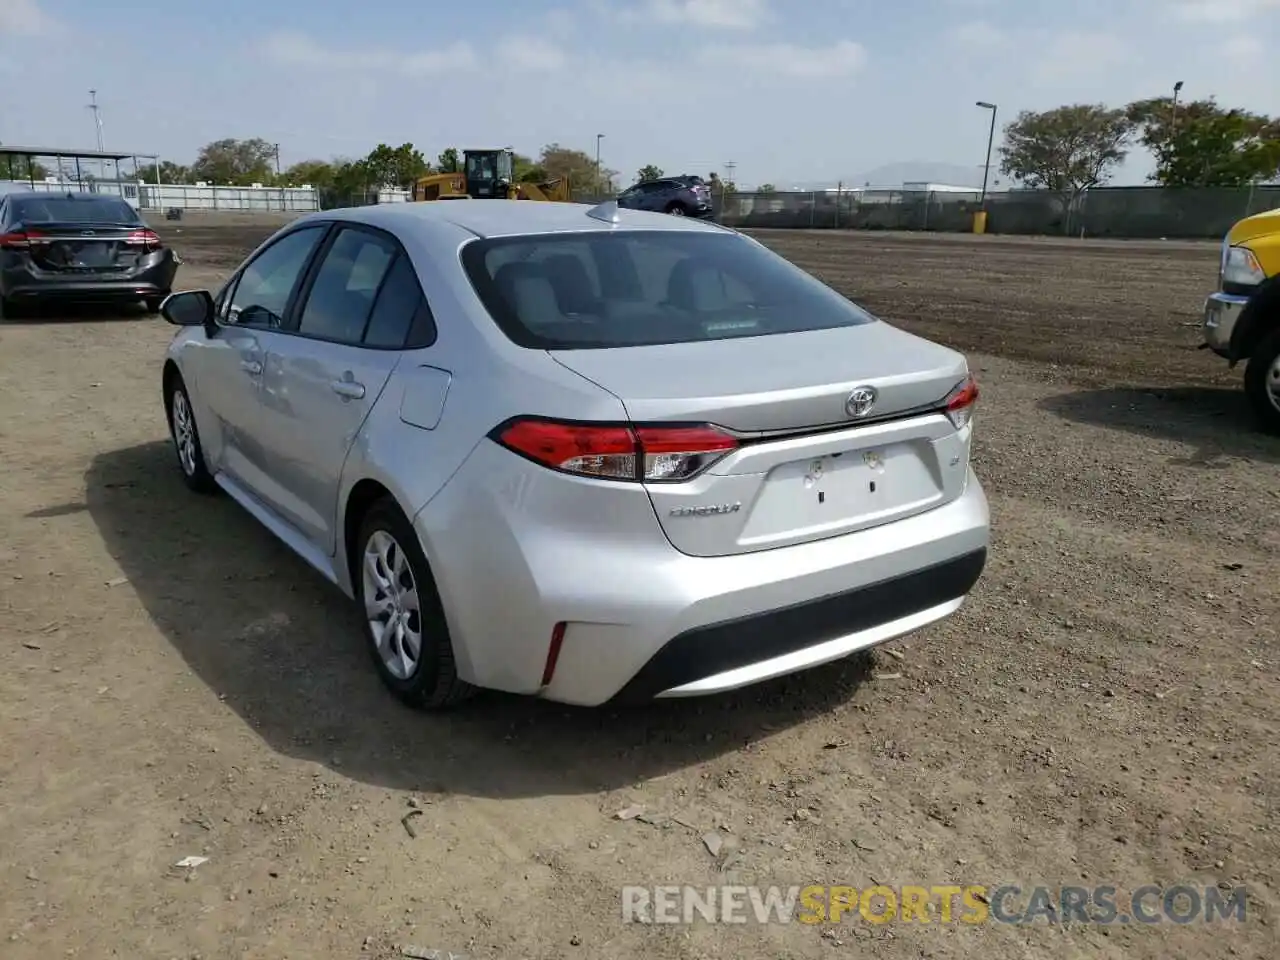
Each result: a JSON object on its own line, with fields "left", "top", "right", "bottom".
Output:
{"left": 0, "top": 191, "right": 179, "bottom": 318}
{"left": 159, "top": 200, "right": 988, "bottom": 709}
{"left": 617, "top": 175, "right": 715, "bottom": 218}
{"left": 1201, "top": 206, "right": 1280, "bottom": 433}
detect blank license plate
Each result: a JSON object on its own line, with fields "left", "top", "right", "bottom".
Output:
{"left": 72, "top": 243, "right": 113, "bottom": 267}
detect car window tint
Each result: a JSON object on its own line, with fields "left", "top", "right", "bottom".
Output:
{"left": 363, "top": 253, "right": 435, "bottom": 348}
{"left": 461, "top": 230, "right": 876, "bottom": 350}
{"left": 228, "top": 226, "right": 326, "bottom": 329}
{"left": 297, "top": 227, "right": 397, "bottom": 344}
{"left": 12, "top": 196, "right": 140, "bottom": 224}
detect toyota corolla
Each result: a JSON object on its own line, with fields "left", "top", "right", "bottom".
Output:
{"left": 158, "top": 200, "right": 988, "bottom": 708}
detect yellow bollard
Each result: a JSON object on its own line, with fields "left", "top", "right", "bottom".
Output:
{"left": 972, "top": 210, "right": 988, "bottom": 234}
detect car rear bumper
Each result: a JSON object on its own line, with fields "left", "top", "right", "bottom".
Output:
{"left": 1, "top": 257, "right": 178, "bottom": 303}
{"left": 417, "top": 441, "right": 989, "bottom": 706}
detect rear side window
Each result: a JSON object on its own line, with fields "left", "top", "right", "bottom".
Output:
{"left": 460, "top": 230, "right": 875, "bottom": 350}
{"left": 297, "top": 227, "right": 398, "bottom": 344}
{"left": 363, "top": 253, "right": 437, "bottom": 348}
{"left": 12, "top": 196, "right": 140, "bottom": 224}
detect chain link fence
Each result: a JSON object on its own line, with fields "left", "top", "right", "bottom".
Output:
{"left": 321, "top": 184, "right": 1280, "bottom": 240}
{"left": 703, "top": 185, "right": 1280, "bottom": 239}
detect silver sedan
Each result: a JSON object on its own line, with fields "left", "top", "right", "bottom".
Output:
{"left": 159, "top": 199, "right": 989, "bottom": 708}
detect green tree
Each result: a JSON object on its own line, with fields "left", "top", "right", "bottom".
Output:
{"left": 362, "top": 143, "right": 429, "bottom": 190}
{"left": 998, "top": 104, "right": 1133, "bottom": 213}
{"left": 756, "top": 183, "right": 777, "bottom": 194}
{"left": 539, "top": 142, "right": 617, "bottom": 190}
{"left": 437, "top": 147, "right": 460, "bottom": 173}
{"left": 134, "top": 160, "right": 191, "bottom": 183}
{"left": 636, "top": 164, "right": 664, "bottom": 182}
{"left": 1, "top": 155, "right": 48, "bottom": 180}
{"left": 330, "top": 157, "right": 373, "bottom": 198}
{"left": 191, "top": 138, "right": 278, "bottom": 185}
{"left": 1127, "top": 97, "right": 1280, "bottom": 187}
{"left": 280, "top": 159, "right": 337, "bottom": 188}
{"left": 512, "top": 153, "right": 547, "bottom": 182}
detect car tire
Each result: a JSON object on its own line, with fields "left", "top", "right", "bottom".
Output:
{"left": 0, "top": 296, "right": 18, "bottom": 321}
{"left": 144, "top": 295, "right": 166, "bottom": 315}
{"left": 665, "top": 202, "right": 688, "bottom": 216}
{"left": 1243, "top": 326, "right": 1280, "bottom": 436}
{"left": 166, "top": 375, "right": 217, "bottom": 493}
{"left": 356, "top": 497, "right": 476, "bottom": 710}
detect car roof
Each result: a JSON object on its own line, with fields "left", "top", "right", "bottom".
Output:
{"left": 310, "top": 199, "right": 731, "bottom": 240}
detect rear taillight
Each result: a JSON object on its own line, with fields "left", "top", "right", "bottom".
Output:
{"left": 0, "top": 230, "right": 35, "bottom": 249}
{"left": 125, "top": 228, "right": 163, "bottom": 252}
{"left": 943, "top": 375, "right": 979, "bottom": 430}
{"left": 493, "top": 417, "right": 738, "bottom": 482}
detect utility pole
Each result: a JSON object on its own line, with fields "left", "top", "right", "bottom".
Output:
{"left": 725, "top": 160, "right": 736, "bottom": 186}
{"left": 595, "top": 133, "right": 605, "bottom": 195}
{"left": 87, "top": 89, "right": 105, "bottom": 182}
{"left": 1171, "top": 80, "right": 1184, "bottom": 137}
{"left": 274, "top": 143, "right": 281, "bottom": 177}
{"left": 87, "top": 89, "right": 105, "bottom": 151}
{"left": 976, "top": 101, "right": 997, "bottom": 208}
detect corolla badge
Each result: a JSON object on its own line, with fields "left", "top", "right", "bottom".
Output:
{"left": 845, "top": 385, "right": 877, "bottom": 418}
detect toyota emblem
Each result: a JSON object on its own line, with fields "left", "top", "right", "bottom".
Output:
{"left": 845, "top": 386, "right": 877, "bottom": 418}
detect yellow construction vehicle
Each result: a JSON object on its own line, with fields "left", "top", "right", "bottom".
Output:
{"left": 410, "top": 148, "right": 573, "bottom": 203}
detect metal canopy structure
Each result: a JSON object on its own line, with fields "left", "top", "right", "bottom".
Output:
{"left": 0, "top": 144, "right": 162, "bottom": 199}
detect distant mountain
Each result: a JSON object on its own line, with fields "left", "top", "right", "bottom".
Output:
{"left": 777, "top": 161, "right": 986, "bottom": 192}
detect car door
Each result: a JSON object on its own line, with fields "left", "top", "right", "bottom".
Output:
{"left": 187, "top": 223, "right": 329, "bottom": 490}
{"left": 256, "top": 224, "right": 433, "bottom": 554}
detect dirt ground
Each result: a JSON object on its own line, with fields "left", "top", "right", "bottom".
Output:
{"left": 1, "top": 212, "right": 1277, "bottom": 959}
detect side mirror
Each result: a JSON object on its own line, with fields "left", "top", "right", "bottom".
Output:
{"left": 160, "top": 290, "right": 218, "bottom": 339}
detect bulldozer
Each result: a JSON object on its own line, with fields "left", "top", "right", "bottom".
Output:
{"left": 410, "top": 148, "right": 573, "bottom": 203}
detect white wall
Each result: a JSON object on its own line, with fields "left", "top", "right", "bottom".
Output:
{"left": 0, "top": 178, "right": 319, "bottom": 212}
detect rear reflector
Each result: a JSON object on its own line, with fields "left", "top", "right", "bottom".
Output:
{"left": 943, "top": 375, "right": 979, "bottom": 430}
{"left": 493, "top": 417, "right": 738, "bottom": 482}
{"left": 540, "top": 622, "right": 567, "bottom": 687}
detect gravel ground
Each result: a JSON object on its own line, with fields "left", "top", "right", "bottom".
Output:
{"left": 0, "top": 214, "right": 1276, "bottom": 959}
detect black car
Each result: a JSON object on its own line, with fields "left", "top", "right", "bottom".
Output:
{"left": 616, "top": 175, "right": 715, "bottom": 218}
{"left": 0, "top": 191, "right": 180, "bottom": 318}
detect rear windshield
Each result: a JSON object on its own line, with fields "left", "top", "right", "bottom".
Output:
{"left": 12, "top": 196, "right": 141, "bottom": 224}
{"left": 460, "top": 230, "right": 875, "bottom": 349}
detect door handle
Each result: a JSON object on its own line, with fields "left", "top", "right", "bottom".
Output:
{"left": 240, "top": 359, "right": 263, "bottom": 375}
{"left": 331, "top": 379, "right": 366, "bottom": 400}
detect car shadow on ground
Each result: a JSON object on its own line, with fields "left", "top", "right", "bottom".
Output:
{"left": 3, "top": 300, "right": 153, "bottom": 323}
{"left": 84, "top": 441, "right": 868, "bottom": 800}
{"left": 1040, "top": 385, "right": 1280, "bottom": 466}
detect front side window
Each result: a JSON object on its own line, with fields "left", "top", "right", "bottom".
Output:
{"left": 460, "top": 230, "right": 876, "bottom": 350}
{"left": 226, "top": 225, "right": 326, "bottom": 328}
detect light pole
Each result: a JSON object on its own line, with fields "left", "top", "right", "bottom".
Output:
{"left": 976, "top": 101, "right": 997, "bottom": 208}
{"left": 595, "top": 133, "right": 604, "bottom": 195}
{"left": 1171, "top": 80, "right": 1184, "bottom": 137}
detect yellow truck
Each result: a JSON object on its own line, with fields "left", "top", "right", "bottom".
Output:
{"left": 1202, "top": 208, "right": 1280, "bottom": 434}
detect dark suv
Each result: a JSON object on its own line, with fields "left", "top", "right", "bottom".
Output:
{"left": 616, "top": 175, "right": 714, "bottom": 218}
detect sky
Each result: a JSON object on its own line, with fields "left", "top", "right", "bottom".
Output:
{"left": 1, "top": 0, "right": 1278, "bottom": 188}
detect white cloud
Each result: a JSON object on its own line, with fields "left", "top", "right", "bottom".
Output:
{"left": 399, "top": 42, "right": 476, "bottom": 76}
{"left": 1173, "top": 0, "right": 1280, "bottom": 22}
{"left": 704, "top": 39, "right": 867, "bottom": 78}
{"left": 496, "top": 35, "right": 567, "bottom": 71}
{"left": 259, "top": 32, "right": 475, "bottom": 76}
{"left": 619, "top": 0, "right": 770, "bottom": 30}
{"left": 949, "top": 20, "right": 1008, "bottom": 47}
{"left": 0, "top": 0, "right": 55, "bottom": 35}
{"left": 1032, "top": 31, "right": 1128, "bottom": 83}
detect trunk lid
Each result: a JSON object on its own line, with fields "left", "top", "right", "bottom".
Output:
{"left": 17, "top": 220, "right": 152, "bottom": 274}
{"left": 550, "top": 323, "right": 974, "bottom": 557}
